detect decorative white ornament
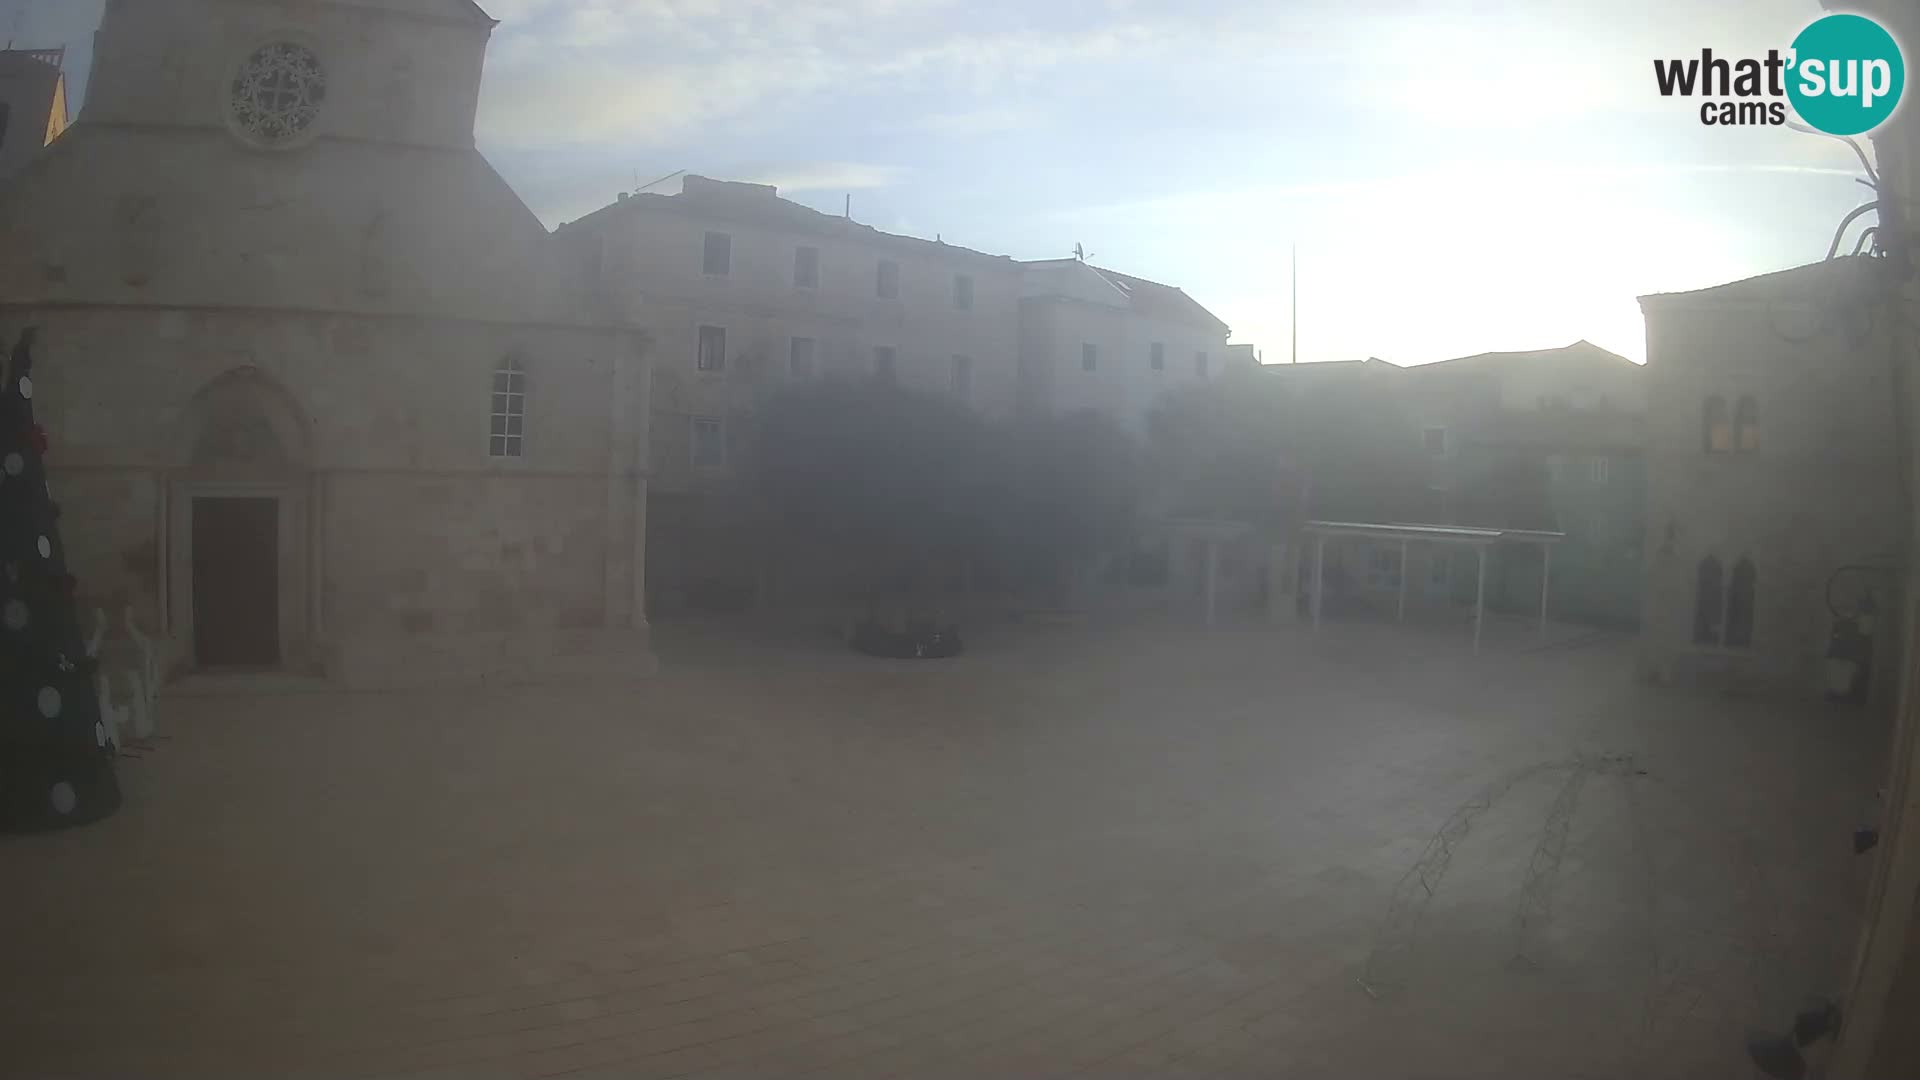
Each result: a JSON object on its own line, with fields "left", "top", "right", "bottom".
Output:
{"left": 38, "top": 685, "right": 61, "bottom": 718}
{"left": 96, "top": 673, "right": 125, "bottom": 750}
{"left": 94, "top": 721, "right": 106, "bottom": 748}
{"left": 2, "top": 599, "right": 25, "bottom": 630}
{"left": 37, "top": 535, "right": 51, "bottom": 558}
{"left": 229, "top": 43, "right": 327, "bottom": 146}
{"left": 17, "top": 375, "right": 30, "bottom": 399}
{"left": 125, "top": 609, "right": 158, "bottom": 741}
{"left": 49, "top": 782, "right": 77, "bottom": 816}
{"left": 3, "top": 452, "right": 21, "bottom": 476}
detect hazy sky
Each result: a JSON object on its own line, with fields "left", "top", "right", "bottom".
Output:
{"left": 1, "top": 0, "right": 1884, "bottom": 363}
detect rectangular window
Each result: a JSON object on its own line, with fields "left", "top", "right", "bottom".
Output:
{"left": 691, "top": 416, "right": 725, "bottom": 467}
{"left": 789, "top": 336, "right": 816, "bottom": 378}
{"left": 489, "top": 356, "right": 525, "bottom": 459}
{"left": 1195, "top": 351, "right": 1209, "bottom": 378}
{"left": 950, "top": 354, "right": 972, "bottom": 399}
{"left": 876, "top": 259, "right": 899, "bottom": 299}
{"left": 1150, "top": 342, "right": 1165, "bottom": 371}
{"left": 793, "top": 245, "right": 819, "bottom": 288}
{"left": 1424, "top": 427, "right": 1447, "bottom": 456}
{"left": 1589, "top": 456, "right": 1609, "bottom": 484}
{"left": 1082, "top": 343, "right": 1098, "bottom": 371}
{"left": 1428, "top": 551, "right": 1451, "bottom": 588}
{"left": 696, "top": 324, "right": 726, "bottom": 372}
{"left": 954, "top": 274, "right": 973, "bottom": 310}
{"left": 702, "top": 231, "right": 731, "bottom": 276}
{"left": 874, "top": 345, "right": 897, "bottom": 382}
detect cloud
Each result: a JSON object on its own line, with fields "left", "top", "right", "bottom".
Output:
{"left": 475, "top": 1, "right": 1196, "bottom": 147}
{"left": 1045, "top": 161, "right": 1867, "bottom": 224}
{"left": 917, "top": 106, "right": 1040, "bottom": 135}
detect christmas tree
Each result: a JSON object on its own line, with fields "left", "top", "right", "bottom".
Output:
{"left": 0, "top": 329, "right": 121, "bottom": 831}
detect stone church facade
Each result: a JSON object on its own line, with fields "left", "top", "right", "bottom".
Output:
{"left": 0, "top": 0, "right": 653, "bottom": 686}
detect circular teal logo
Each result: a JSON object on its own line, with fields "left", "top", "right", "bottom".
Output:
{"left": 1788, "top": 14, "right": 1905, "bottom": 135}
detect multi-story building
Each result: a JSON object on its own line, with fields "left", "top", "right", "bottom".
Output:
{"left": 1636, "top": 257, "right": 1902, "bottom": 694}
{"left": 1017, "top": 258, "right": 1232, "bottom": 432}
{"left": 1400, "top": 341, "right": 1647, "bottom": 626}
{"left": 561, "top": 175, "right": 1025, "bottom": 611}
{"left": 563, "top": 176, "right": 1250, "bottom": 611}
{"left": 1254, "top": 342, "right": 1646, "bottom": 627}
{"left": 0, "top": 47, "right": 71, "bottom": 180}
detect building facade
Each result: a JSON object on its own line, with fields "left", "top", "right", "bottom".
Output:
{"left": 1403, "top": 342, "right": 1648, "bottom": 627}
{"left": 564, "top": 177, "right": 1250, "bottom": 613}
{"left": 0, "top": 47, "right": 70, "bottom": 180}
{"left": 1017, "top": 258, "right": 1232, "bottom": 433}
{"left": 1636, "top": 258, "right": 1902, "bottom": 696}
{"left": 0, "top": 0, "right": 653, "bottom": 687}
{"left": 1256, "top": 343, "right": 1647, "bottom": 628}
{"left": 560, "top": 175, "right": 1025, "bottom": 614}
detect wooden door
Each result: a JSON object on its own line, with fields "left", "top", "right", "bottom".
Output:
{"left": 191, "top": 496, "right": 279, "bottom": 667}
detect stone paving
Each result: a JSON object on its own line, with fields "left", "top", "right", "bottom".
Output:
{"left": 1, "top": 615, "right": 1886, "bottom": 1077}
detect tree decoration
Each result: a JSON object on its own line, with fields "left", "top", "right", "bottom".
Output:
{"left": 0, "top": 328, "right": 121, "bottom": 831}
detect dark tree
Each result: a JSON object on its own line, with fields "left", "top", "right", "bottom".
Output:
{"left": 1148, "top": 374, "right": 1426, "bottom": 529}
{"left": 1457, "top": 452, "right": 1556, "bottom": 530}
{"left": 0, "top": 329, "right": 121, "bottom": 832}
{"left": 752, "top": 376, "right": 994, "bottom": 626}
{"left": 990, "top": 409, "right": 1142, "bottom": 601}
{"left": 752, "top": 380, "right": 1146, "bottom": 622}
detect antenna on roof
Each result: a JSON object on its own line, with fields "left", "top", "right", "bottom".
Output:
{"left": 634, "top": 168, "right": 685, "bottom": 195}
{"left": 1073, "top": 242, "right": 1092, "bottom": 263}
{"left": 844, "top": 193, "right": 851, "bottom": 220}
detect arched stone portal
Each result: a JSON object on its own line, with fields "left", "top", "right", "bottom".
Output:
{"left": 165, "top": 367, "right": 316, "bottom": 672}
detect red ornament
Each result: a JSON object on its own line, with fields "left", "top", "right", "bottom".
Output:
{"left": 29, "top": 424, "right": 47, "bottom": 454}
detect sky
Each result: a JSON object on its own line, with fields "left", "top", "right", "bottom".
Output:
{"left": 0, "top": 0, "right": 1887, "bottom": 364}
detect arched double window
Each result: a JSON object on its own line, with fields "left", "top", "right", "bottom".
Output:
{"left": 1734, "top": 395, "right": 1759, "bottom": 453}
{"left": 1693, "top": 554, "right": 1757, "bottom": 647}
{"left": 1703, "top": 394, "right": 1758, "bottom": 454}
{"left": 1693, "top": 555, "right": 1724, "bottom": 643}
{"left": 1725, "top": 558, "right": 1756, "bottom": 646}
{"left": 1703, "top": 396, "right": 1731, "bottom": 453}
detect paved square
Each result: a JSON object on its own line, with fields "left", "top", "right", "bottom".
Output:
{"left": 1, "top": 617, "right": 1883, "bottom": 1077}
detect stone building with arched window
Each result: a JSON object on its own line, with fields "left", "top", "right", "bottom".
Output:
{"left": 1637, "top": 257, "right": 1902, "bottom": 698}
{"left": 0, "top": 0, "right": 653, "bottom": 686}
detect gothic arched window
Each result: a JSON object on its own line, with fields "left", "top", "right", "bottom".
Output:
{"left": 1694, "top": 555, "right": 1724, "bottom": 644}
{"left": 1734, "top": 395, "right": 1759, "bottom": 453}
{"left": 1704, "top": 396, "right": 1731, "bottom": 454}
{"left": 1725, "top": 558, "right": 1757, "bottom": 647}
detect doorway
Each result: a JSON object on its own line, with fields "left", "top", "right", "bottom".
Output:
{"left": 192, "top": 496, "right": 280, "bottom": 667}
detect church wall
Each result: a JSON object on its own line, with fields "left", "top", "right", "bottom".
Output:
{"left": 0, "top": 127, "right": 554, "bottom": 328}
{"left": 84, "top": 0, "right": 489, "bottom": 151}
{"left": 5, "top": 304, "right": 650, "bottom": 687}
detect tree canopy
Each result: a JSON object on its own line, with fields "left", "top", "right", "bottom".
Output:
{"left": 749, "top": 379, "right": 1141, "bottom": 618}
{"left": 1146, "top": 373, "right": 1427, "bottom": 528}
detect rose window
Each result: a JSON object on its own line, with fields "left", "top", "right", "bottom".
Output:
{"left": 228, "top": 43, "right": 326, "bottom": 146}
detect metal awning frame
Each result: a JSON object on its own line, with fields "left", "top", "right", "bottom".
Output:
{"left": 1300, "top": 521, "right": 1568, "bottom": 652}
